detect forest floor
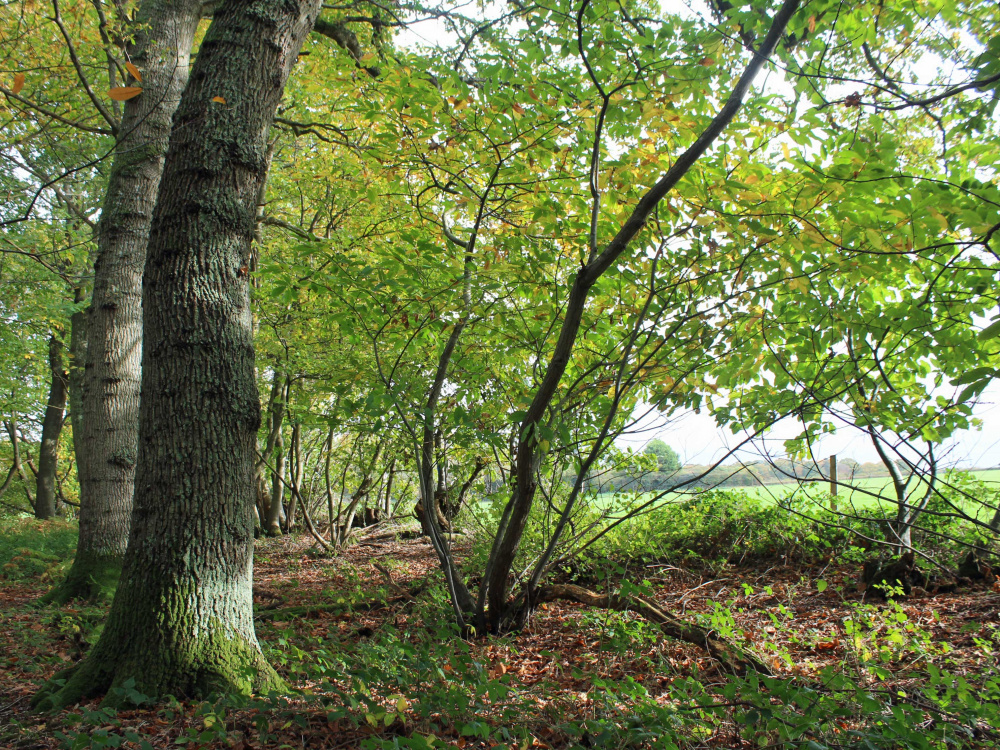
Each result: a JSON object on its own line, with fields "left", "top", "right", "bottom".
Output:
{"left": 1, "top": 529, "right": 998, "bottom": 749}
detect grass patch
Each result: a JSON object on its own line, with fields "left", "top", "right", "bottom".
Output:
{"left": 594, "top": 469, "right": 1000, "bottom": 518}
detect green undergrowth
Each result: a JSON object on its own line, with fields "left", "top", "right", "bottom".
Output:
{"left": 23, "top": 584, "right": 1000, "bottom": 749}
{"left": 0, "top": 516, "right": 78, "bottom": 583}
{"left": 466, "top": 483, "right": 998, "bottom": 584}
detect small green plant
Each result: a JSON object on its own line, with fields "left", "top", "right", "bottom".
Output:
{"left": 0, "top": 517, "right": 78, "bottom": 582}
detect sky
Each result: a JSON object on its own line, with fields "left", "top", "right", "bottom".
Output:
{"left": 621, "top": 380, "right": 1000, "bottom": 469}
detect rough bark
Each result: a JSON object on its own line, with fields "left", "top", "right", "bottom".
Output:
{"left": 534, "top": 584, "right": 770, "bottom": 676}
{"left": 44, "top": 0, "right": 206, "bottom": 604}
{"left": 32, "top": 0, "right": 322, "bottom": 710}
{"left": 35, "top": 334, "right": 69, "bottom": 519}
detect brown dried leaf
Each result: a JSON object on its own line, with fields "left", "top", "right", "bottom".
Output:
{"left": 108, "top": 86, "right": 142, "bottom": 101}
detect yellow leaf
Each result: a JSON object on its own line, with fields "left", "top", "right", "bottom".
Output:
{"left": 396, "top": 696, "right": 408, "bottom": 712}
{"left": 12, "top": 72, "right": 24, "bottom": 94}
{"left": 788, "top": 277, "right": 808, "bottom": 293}
{"left": 124, "top": 62, "right": 142, "bottom": 82}
{"left": 108, "top": 86, "right": 142, "bottom": 101}
{"left": 782, "top": 142, "right": 791, "bottom": 160}
{"left": 211, "top": 96, "right": 226, "bottom": 104}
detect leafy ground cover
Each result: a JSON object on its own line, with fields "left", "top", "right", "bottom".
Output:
{"left": 1, "top": 513, "right": 998, "bottom": 750}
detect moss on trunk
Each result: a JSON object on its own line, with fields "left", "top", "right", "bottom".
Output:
{"left": 32, "top": 619, "right": 284, "bottom": 711}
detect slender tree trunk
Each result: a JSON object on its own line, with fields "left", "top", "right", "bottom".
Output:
{"left": 265, "top": 373, "right": 289, "bottom": 536}
{"left": 44, "top": 0, "right": 206, "bottom": 604}
{"left": 383, "top": 458, "right": 395, "bottom": 517}
{"left": 32, "top": 0, "right": 322, "bottom": 709}
{"left": 254, "top": 372, "right": 283, "bottom": 531}
{"left": 480, "top": 0, "right": 800, "bottom": 630}
{"left": 67, "top": 301, "right": 89, "bottom": 499}
{"left": 267, "top": 426, "right": 286, "bottom": 535}
{"left": 285, "top": 423, "right": 302, "bottom": 530}
{"left": 2, "top": 418, "right": 31, "bottom": 511}
{"left": 35, "top": 334, "right": 69, "bottom": 519}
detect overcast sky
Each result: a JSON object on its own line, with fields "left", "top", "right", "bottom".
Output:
{"left": 621, "top": 380, "right": 1000, "bottom": 469}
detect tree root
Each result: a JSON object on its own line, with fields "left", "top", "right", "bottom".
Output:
{"left": 534, "top": 584, "right": 771, "bottom": 676}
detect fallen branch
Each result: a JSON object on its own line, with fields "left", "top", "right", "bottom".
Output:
{"left": 372, "top": 561, "right": 416, "bottom": 601}
{"left": 534, "top": 584, "right": 771, "bottom": 676}
{"left": 254, "top": 578, "right": 429, "bottom": 621}
{"left": 355, "top": 522, "right": 425, "bottom": 543}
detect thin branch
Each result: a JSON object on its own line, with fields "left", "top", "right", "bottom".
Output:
{"left": 50, "top": 0, "right": 119, "bottom": 132}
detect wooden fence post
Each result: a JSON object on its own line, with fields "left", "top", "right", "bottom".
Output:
{"left": 829, "top": 454, "right": 838, "bottom": 511}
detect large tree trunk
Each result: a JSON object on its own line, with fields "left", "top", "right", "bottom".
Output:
{"left": 32, "top": 0, "right": 321, "bottom": 710}
{"left": 35, "top": 334, "right": 69, "bottom": 519}
{"left": 43, "top": 0, "right": 206, "bottom": 604}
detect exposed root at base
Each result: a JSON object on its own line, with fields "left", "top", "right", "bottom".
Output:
{"left": 30, "top": 640, "right": 286, "bottom": 712}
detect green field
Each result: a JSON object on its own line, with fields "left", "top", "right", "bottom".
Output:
{"left": 734, "top": 469, "right": 1000, "bottom": 504}
{"left": 596, "top": 469, "right": 1000, "bottom": 520}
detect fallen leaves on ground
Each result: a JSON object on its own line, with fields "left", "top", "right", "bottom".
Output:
{"left": 1, "top": 531, "right": 997, "bottom": 749}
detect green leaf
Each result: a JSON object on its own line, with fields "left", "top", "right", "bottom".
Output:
{"left": 952, "top": 367, "right": 996, "bottom": 386}
{"left": 979, "top": 319, "right": 1000, "bottom": 341}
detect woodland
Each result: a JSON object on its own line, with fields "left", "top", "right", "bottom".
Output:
{"left": 1, "top": 0, "right": 1000, "bottom": 747}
